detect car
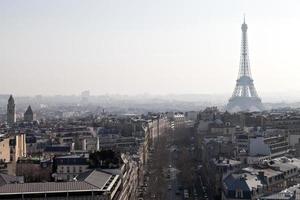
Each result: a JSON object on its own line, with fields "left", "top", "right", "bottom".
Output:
{"left": 184, "top": 189, "right": 189, "bottom": 199}
{"left": 175, "top": 190, "right": 181, "bottom": 195}
{"left": 194, "top": 188, "right": 198, "bottom": 197}
{"left": 168, "top": 185, "right": 172, "bottom": 190}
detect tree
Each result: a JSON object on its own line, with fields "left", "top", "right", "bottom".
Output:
{"left": 89, "top": 150, "right": 121, "bottom": 169}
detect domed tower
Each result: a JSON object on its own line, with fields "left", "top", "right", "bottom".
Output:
{"left": 7, "top": 95, "right": 16, "bottom": 125}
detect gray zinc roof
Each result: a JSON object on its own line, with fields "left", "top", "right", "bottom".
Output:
{"left": 76, "top": 169, "right": 113, "bottom": 189}
{"left": 0, "top": 181, "right": 99, "bottom": 195}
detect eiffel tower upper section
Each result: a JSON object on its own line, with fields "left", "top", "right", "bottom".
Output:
{"left": 227, "top": 18, "right": 264, "bottom": 112}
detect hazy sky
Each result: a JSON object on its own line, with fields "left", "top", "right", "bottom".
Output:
{"left": 1, "top": 0, "right": 300, "bottom": 99}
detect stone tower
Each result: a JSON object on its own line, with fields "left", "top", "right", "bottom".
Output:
{"left": 24, "top": 105, "right": 34, "bottom": 122}
{"left": 7, "top": 95, "right": 16, "bottom": 125}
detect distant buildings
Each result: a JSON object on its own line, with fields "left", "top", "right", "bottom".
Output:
{"left": 81, "top": 90, "right": 90, "bottom": 105}
{"left": 167, "top": 112, "right": 185, "bottom": 129}
{"left": 6, "top": 95, "right": 35, "bottom": 124}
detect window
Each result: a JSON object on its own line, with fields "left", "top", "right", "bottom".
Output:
{"left": 236, "top": 190, "right": 243, "bottom": 198}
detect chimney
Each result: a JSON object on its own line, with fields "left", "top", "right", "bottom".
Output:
{"left": 82, "top": 139, "right": 87, "bottom": 151}
{"left": 71, "top": 142, "right": 75, "bottom": 152}
{"left": 96, "top": 137, "right": 100, "bottom": 151}
{"left": 258, "top": 171, "right": 264, "bottom": 178}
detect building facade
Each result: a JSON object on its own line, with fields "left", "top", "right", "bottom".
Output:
{"left": 0, "top": 134, "right": 26, "bottom": 163}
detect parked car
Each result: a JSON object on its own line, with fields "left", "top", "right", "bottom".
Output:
{"left": 184, "top": 189, "right": 189, "bottom": 199}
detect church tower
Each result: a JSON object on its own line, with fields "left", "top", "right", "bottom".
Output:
{"left": 24, "top": 105, "right": 34, "bottom": 122}
{"left": 7, "top": 95, "right": 16, "bottom": 125}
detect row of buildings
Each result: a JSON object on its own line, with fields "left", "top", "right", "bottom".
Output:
{"left": 197, "top": 107, "right": 300, "bottom": 200}
{"left": 0, "top": 95, "right": 201, "bottom": 199}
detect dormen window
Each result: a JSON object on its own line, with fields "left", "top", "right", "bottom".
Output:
{"left": 236, "top": 190, "right": 243, "bottom": 198}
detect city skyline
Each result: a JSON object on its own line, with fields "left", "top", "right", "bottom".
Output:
{"left": 1, "top": 1, "right": 300, "bottom": 98}
{"left": 2, "top": 2, "right": 300, "bottom": 200}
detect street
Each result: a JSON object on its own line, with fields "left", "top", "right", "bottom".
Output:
{"left": 144, "top": 127, "right": 212, "bottom": 200}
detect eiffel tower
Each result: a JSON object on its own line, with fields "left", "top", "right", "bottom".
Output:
{"left": 226, "top": 18, "right": 264, "bottom": 112}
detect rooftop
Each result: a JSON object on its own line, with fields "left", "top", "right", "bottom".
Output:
{"left": 0, "top": 181, "right": 98, "bottom": 195}
{"left": 213, "top": 158, "right": 241, "bottom": 167}
{"left": 0, "top": 169, "right": 119, "bottom": 196}
{"left": 24, "top": 106, "right": 33, "bottom": 115}
{"left": 261, "top": 184, "right": 300, "bottom": 200}
{"left": 224, "top": 173, "right": 262, "bottom": 192}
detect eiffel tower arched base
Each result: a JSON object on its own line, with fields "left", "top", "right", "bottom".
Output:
{"left": 226, "top": 96, "right": 264, "bottom": 112}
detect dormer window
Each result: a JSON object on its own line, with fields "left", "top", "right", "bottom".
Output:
{"left": 236, "top": 189, "right": 243, "bottom": 198}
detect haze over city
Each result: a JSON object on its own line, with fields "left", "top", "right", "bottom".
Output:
{"left": 3, "top": 1, "right": 300, "bottom": 200}
{"left": 1, "top": 0, "right": 300, "bottom": 101}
